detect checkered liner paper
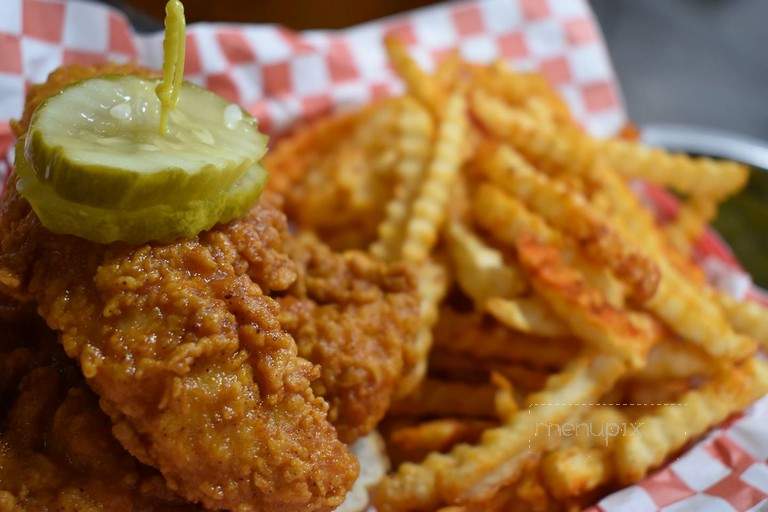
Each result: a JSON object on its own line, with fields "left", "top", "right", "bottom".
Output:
{"left": 0, "top": 0, "right": 767, "bottom": 510}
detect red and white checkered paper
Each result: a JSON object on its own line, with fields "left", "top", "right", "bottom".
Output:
{"left": 0, "top": 1, "right": 766, "bottom": 510}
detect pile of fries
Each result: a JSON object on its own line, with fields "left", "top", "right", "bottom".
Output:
{"left": 265, "top": 39, "right": 768, "bottom": 511}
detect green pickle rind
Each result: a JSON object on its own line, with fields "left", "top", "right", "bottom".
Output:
{"left": 26, "top": 75, "right": 267, "bottom": 210}
{"left": 15, "top": 140, "right": 267, "bottom": 244}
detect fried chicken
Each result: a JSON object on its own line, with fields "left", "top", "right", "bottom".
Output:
{"left": 280, "top": 234, "right": 419, "bottom": 442}
{"left": 0, "top": 64, "right": 420, "bottom": 511}
{"left": 0, "top": 323, "right": 199, "bottom": 512}
{"left": 0, "top": 184, "right": 358, "bottom": 511}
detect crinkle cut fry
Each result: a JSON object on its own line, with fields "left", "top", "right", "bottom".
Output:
{"left": 583, "top": 164, "right": 757, "bottom": 361}
{"left": 264, "top": 107, "right": 365, "bottom": 195}
{"left": 470, "top": 89, "right": 596, "bottom": 177}
{"left": 664, "top": 196, "right": 717, "bottom": 255}
{"left": 390, "top": 379, "right": 499, "bottom": 418}
{"left": 540, "top": 406, "right": 625, "bottom": 499}
{"left": 432, "top": 308, "right": 577, "bottom": 368}
{"left": 515, "top": 236, "right": 658, "bottom": 368}
{"left": 385, "top": 37, "right": 445, "bottom": 116}
{"left": 371, "top": 98, "right": 434, "bottom": 261}
{"left": 372, "top": 353, "right": 626, "bottom": 511}
{"left": 600, "top": 137, "right": 749, "bottom": 201}
{"left": 396, "top": 261, "right": 449, "bottom": 398}
{"left": 401, "top": 90, "right": 468, "bottom": 263}
{"left": 614, "top": 357, "right": 768, "bottom": 484}
{"left": 446, "top": 221, "right": 527, "bottom": 305}
{"left": 630, "top": 336, "right": 715, "bottom": 380}
{"left": 717, "top": 292, "right": 768, "bottom": 349}
{"left": 645, "top": 259, "right": 756, "bottom": 361}
{"left": 472, "top": 60, "right": 572, "bottom": 124}
{"left": 484, "top": 296, "right": 569, "bottom": 338}
{"left": 476, "top": 143, "right": 659, "bottom": 302}
{"left": 471, "top": 183, "right": 624, "bottom": 306}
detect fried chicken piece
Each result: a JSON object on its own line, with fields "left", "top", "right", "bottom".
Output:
{"left": 0, "top": 327, "right": 198, "bottom": 512}
{"left": 1, "top": 64, "right": 420, "bottom": 510}
{"left": 280, "top": 234, "right": 420, "bottom": 442}
{"left": 0, "top": 183, "right": 358, "bottom": 511}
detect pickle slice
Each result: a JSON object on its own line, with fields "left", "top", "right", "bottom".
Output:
{"left": 15, "top": 143, "right": 267, "bottom": 244}
{"left": 26, "top": 75, "right": 266, "bottom": 209}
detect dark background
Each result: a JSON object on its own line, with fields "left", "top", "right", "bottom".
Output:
{"left": 101, "top": 0, "right": 768, "bottom": 142}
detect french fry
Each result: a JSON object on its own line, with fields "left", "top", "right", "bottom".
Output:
{"left": 477, "top": 143, "right": 659, "bottom": 301}
{"left": 401, "top": 90, "right": 468, "bottom": 262}
{"left": 600, "top": 137, "right": 749, "bottom": 201}
{"left": 645, "top": 260, "right": 756, "bottom": 361}
{"left": 664, "top": 197, "right": 717, "bottom": 255}
{"left": 516, "top": 236, "right": 658, "bottom": 368}
{"left": 396, "top": 262, "right": 450, "bottom": 398}
{"left": 371, "top": 98, "right": 434, "bottom": 260}
{"left": 390, "top": 379, "right": 500, "bottom": 418}
{"left": 432, "top": 308, "right": 577, "bottom": 368}
{"left": 385, "top": 37, "right": 445, "bottom": 116}
{"left": 470, "top": 89, "right": 594, "bottom": 177}
{"left": 485, "top": 296, "right": 570, "bottom": 338}
{"left": 471, "top": 184, "right": 625, "bottom": 305}
{"left": 388, "top": 418, "right": 494, "bottom": 466}
{"left": 373, "top": 353, "right": 626, "bottom": 510}
{"left": 428, "top": 350, "right": 553, "bottom": 391}
{"left": 491, "top": 372, "right": 519, "bottom": 422}
{"left": 630, "top": 337, "right": 715, "bottom": 380}
{"left": 446, "top": 222, "right": 527, "bottom": 304}
{"left": 472, "top": 183, "right": 560, "bottom": 246}
{"left": 718, "top": 292, "right": 768, "bottom": 349}
{"left": 541, "top": 446, "right": 611, "bottom": 500}
{"left": 614, "top": 357, "right": 768, "bottom": 484}
{"left": 265, "top": 108, "right": 364, "bottom": 194}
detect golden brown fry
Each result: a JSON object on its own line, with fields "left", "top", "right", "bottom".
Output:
{"left": 388, "top": 418, "right": 494, "bottom": 460}
{"left": 472, "top": 183, "right": 560, "bottom": 246}
{"left": 373, "top": 353, "right": 626, "bottom": 511}
{"left": 485, "top": 296, "right": 569, "bottom": 338}
{"left": 390, "top": 379, "right": 499, "bottom": 418}
{"left": 428, "top": 350, "right": 552, "bottom": 391}
{"left": 516, "top": 236, "right": 658, "bottom": 368}
{"left": 541, "top": 446, "right": 611, "bottom": 500}
{"left": 717, "top": 293, "right": 768, "bottom": 349}
{"left": 446, "top": 222, "right": 527, "bottom": 304}
{"left": 477, "top": 143, "right": 659, "bottom": 301}
{"left": 396, "top": 262, "right": 449, "bottom": 398}
{"left": 614, "top": 357, "right": 768, "bottom": 484}
{"left": 630, "top": 336, "right": 715, "bottom": 380}
{"left": 385, "top": 37, "right": 445, "bottom": 115}
{"left": 432, "top": 307, "right": 577, "bottom": 368}
{"left": 265, "top": 108, "right": 364, "bottom": 195}
{"left": 470, "top": 89, "right": 594, "bottom": 177}
{"left": 664, "top": 197, "right": 717, "bottom": 255}
{"left": 490, "top": 372, "right": 519, "bottom": 423}
{"left": 600, "top": 137, "right": 749, "bottom": 201}
{"left": 401, "top": 90, "right": 468, "bottom": 262}
{"left": 645, "top": 260, "right": 756, "bottom": 361}
{"left": 371, "top": 98, "right": 434, "bottom": 260}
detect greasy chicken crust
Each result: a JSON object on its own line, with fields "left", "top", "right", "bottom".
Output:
{"left": 280, "top": 234, "right": 420, "bottom": 442}
{"left": 0, "top": 183, "right": 358, "bottom": 511}
{"left": 0, "top": 326, "right": 198, "bottom": 512}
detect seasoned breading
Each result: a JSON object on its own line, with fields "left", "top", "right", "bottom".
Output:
{"left": 280, "top": 234, "right": 420, "bottom": 442}
{"left": 0, "top": 327, "right": 198, "bottom": 511}
{"left": 0, "top": 185, "right": 358, "bottom": 511}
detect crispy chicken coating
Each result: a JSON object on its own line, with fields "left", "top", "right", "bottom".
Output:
{"left": 0, "top": 325, "right": 198, "bottom": 512}
{"left": 280, "top": 234, "right": 420, "bottom": 442}
{"left": 0, "top": 63, "right": 421, "bottom": 511}
{"left": 0, "top": 184, "right": 358, "bottom": 511}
